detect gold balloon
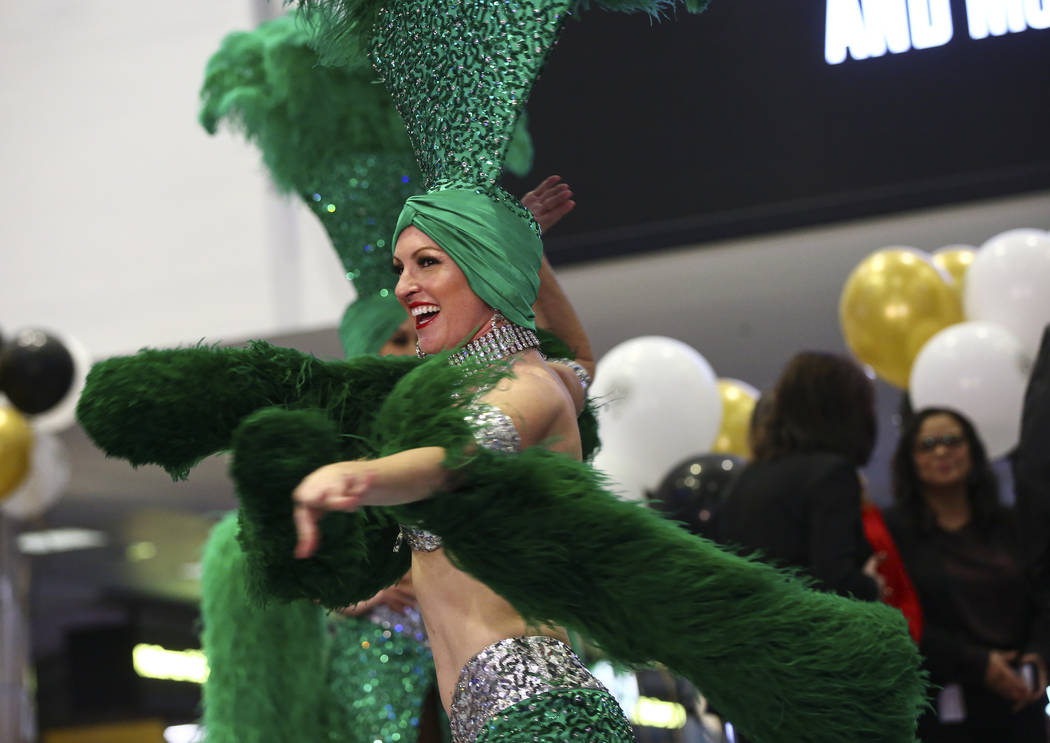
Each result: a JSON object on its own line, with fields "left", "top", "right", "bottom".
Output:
{"left": 840, "top": 248, "right": 962, "bottom": 388}
{"left": 0, "top": 406, "right": 33, "bottom": 499}
{"left": 712, "top": 378, "right": 759, "bottom": 458}
{"left": 932, "top": 246, "right": 976, "bottom": 304}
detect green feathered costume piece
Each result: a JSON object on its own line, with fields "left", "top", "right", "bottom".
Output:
{"left": 200, "top": 513, "right": 330, "bottom": 743}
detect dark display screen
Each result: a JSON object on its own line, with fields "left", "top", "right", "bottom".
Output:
{"left": 503, "top": 2, "right": 1050, "bottom": 263}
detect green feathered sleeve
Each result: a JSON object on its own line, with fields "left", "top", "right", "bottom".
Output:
{"left": 76, "top": 343, "right": 419, "bottom": 479}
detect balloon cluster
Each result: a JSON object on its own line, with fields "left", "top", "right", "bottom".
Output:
{"left": 588, "top": 336, "right": 759, "bottom": 503}
{"left": 0, "top": 327, "right": 83, "bottom": 518}
{"left": 840, "top": 228, "right": 1050, "bottom": 458}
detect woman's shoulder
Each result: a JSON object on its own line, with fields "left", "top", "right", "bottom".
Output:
{"left": 478, "top": 355, "right": 576, "bottom": 449}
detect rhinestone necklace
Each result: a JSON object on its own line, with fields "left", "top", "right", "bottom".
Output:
{"left": 417, "top": 312, "right": 540, "bottom": 365}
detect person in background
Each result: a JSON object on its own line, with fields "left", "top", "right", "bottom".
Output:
{"left": 1013, "top": 326, "right": 1050, "bottom": 614}
{"left": 717, "top": 351, "right": 884, "bottom": 600}
{"left": 885, "top": 407, "right": 1050, "bottom": 743}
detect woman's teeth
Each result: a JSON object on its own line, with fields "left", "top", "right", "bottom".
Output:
{"left": 412, "top": 304, "right": 440, "bottom": 328}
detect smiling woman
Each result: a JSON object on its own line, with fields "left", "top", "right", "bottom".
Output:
{"left": 886, "top": 408, "right": 1050, "bottom": 743}
{"left": 394, "top": 228, "right": 494, "bottom": 356}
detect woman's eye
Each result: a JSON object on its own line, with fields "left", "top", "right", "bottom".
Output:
{"left": 418, "top": 256, "right": 438, "bottom": 267}
{"left": 392, "top": 264, "right": 404, "bottom": 275}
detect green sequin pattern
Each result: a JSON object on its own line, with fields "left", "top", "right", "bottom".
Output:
{"left": 369, "top": 0, "right": 572, "bottom": 193}
{"left": 476, "top": 688, "right": 634, "bottom": 742}
{"left": 305, "top": 154, "right": 421, "bottom": 298}
{"left": 326, "top": 612, "right": 436, "bottom": 743}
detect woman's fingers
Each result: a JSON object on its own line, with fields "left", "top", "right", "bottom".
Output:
{"left": 293, "top": 503, "right": 321, "bottom": 559}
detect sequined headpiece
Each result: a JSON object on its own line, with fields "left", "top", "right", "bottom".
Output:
{"left": 200, "top": 12, "right": 535, "bottom": 355}
{"left": 293, "top": 0, "right": 707, "bottom": 330}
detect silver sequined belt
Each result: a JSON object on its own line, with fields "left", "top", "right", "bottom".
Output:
{"left": 449, "top": 635, "right": 609, "bottom": 743}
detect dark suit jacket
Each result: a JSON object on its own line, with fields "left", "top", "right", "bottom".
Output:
{"left": 1013, "top": 325, "right": 1050, "bottom": 601}
{"left": 715, "top": 452, "right": 877, "bottom": 600}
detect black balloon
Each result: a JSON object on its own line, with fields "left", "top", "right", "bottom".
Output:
{"left": 0, "top": 328, "right": 75, "bottom": 415}
{"left": 650, "top": 453, "right": 745, "bottom": 538}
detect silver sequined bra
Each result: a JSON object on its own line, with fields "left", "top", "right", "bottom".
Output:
{"left": 399, "top": 402, "right": 521, "bottom": 552}
{"left": 449, "top": 635, "right": 609, "bottom": 743}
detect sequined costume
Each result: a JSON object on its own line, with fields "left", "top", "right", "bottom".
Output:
{"left": 326, "top": 606, "right": 436, "bottom": 743}
{"left": 451, "top": 637, "right": 633, "bottom": 743}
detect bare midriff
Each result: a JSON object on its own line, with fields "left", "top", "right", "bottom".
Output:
{"left": 412, "top": 546, "right": 569, "bottom": 713}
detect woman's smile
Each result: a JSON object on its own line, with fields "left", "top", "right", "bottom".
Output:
{"left": 409, "top": 302, "right": 441, "bottom": 330}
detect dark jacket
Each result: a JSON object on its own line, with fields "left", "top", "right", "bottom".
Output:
{"left": 715, "top": 452, "right": 877, "bottom": 600}
{"left": 884, "top": 505, "right": 1050, "bottom": 689}
{"left": 1013, "top": 325, "right": 1050, "bottom": 603}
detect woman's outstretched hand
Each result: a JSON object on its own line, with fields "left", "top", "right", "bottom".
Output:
{"left": 293, "top": 462, "right": 375, "bottom": 559}
{"left": 522, "top": 175, "right": 575, "bottom": 234}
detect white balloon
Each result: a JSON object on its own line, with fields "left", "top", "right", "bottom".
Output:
{"left": 30, "top": 331, "right": 92, "bottom": 434}
{"left": 1, "top": 431, "right": 71, "bottom": 520}
{"left": 909, "top": 322, "right": 1031, "bottom": 460}
{"left": 965, "top": 229, "right": 1050, "bottom": 358}
{"left": 589, "top": 336, "right": 721, "bottom": 501}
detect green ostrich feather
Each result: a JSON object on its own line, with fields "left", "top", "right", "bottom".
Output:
{"left": 75, "top": 343, "right": 420, "bottom": 479}
{"left": 232, "top": 405, "right": 411, "bottom": 608}
{"left": 200, "top": 513, "right": 329, "bottom": 743}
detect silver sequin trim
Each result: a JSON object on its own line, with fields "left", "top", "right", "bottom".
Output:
{"left": 398, "top": 403, "right": 521, "bottom": 552}
{"left": 463, "top": 401, "right": 521, "bottom": 455}
{"left": 400, "top": 525, "right": 444, "bottom": 552}
{"left": 449, "top": 636, "right": 609, "bottom": 743}
{"left": 547, "top": 358, "right": 591, "bottom": 394}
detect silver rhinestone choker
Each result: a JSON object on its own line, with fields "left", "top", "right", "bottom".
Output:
{"left": 447, "top": 318, "right": 540, "bottom": 367}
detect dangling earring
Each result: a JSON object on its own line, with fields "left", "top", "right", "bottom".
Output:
{"left": 490, "top": 310, "right": 504, "bottom": 331}
{"left": 415, "top": 340, "right": 426, "bottom": 359}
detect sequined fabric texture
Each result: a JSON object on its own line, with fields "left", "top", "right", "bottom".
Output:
{"left": 326, "top": 610, "right": 435, "bottom": 743}
{"left": 464, "top": 402, "right": 521, "bottom": 455}
{"left": 305, "top": 154, "right": 420, "bottom": 298}
{"left": 476, "top": 688, "right": 634, "bottom": 742}
{"left": 450, "top": 636, "right": 621, "bottom": 743}
{"left": 400, "top": 402, "right": 521, "bottom": 552}
{"left": 370, "top": 0, "right": 573, "bottom": 226}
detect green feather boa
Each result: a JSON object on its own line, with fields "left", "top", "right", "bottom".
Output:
{"left": 200, "top": 513, "right": 329, "bottom": 743}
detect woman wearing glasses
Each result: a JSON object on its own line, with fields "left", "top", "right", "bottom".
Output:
{"left": 886, "top": 408, "right": 1050, "bottom": 742}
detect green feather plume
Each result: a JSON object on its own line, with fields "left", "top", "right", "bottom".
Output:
{"left": 200, "top": 513, "right": 329, "bottom": 743}
{"left": 75, "top": 343, "right": 420, "bottom": 479}
{"left": 232, "top": 406, "right": 410, "bottom": 608}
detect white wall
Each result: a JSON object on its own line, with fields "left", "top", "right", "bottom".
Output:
{"left": 1, "top": 0, "right": 352, "bottom": 359}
